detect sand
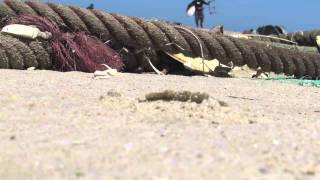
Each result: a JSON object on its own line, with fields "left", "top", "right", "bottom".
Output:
{"left": 0, "top": 69, "right": 319, "bottom": 179}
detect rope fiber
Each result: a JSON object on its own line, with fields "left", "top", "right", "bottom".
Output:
{"left": 0, "top": 0, "right": 319, "bottom": 78}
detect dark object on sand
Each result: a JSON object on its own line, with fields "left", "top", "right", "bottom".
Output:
{"left": 242, "top": 29, "right": 254, "bottom": 34}
{"left": 87, "top": 3, "right": 94, "bottom": 10}
{"left": 256, "top": 25, "right": 286, "bottom": 36}
{"left": 145, "top": 90, "right": 209, "bottom": 104}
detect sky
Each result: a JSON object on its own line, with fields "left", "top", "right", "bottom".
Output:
{"left": 48, "top": 0, "right": 320, "bottom": 32}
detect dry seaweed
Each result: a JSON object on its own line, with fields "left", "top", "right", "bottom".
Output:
{"left": 145, "top": 90, "right": 209, "bottom": 104}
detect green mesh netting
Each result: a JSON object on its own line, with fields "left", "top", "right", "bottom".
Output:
{"left": 267, "top": 75, "right": 320, "bottom": 87}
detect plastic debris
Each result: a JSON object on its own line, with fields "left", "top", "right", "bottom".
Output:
{"left": 167, "top": 53, "right": 226, "bottom": 73}
{"left": 27, "top": 67, "right": 36, "bottom": 71}
{"left": 1, "top": 24, "right": 51, "bottom": 39}
{"left": 93, "top": 64, "right": 120, "bottom": 79}
{"left": 229, "top": 65, "right": 269, "bottom": 78}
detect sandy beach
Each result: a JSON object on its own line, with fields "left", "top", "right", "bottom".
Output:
{"left": 0, "top": 69, "right": 319, "bottom": 179}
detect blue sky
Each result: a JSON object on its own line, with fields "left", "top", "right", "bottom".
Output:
{"left": 48, "top": 0, "right": 320, "bottom": 32}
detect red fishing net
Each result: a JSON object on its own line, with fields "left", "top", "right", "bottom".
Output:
{"left": 11, "top": 15, "right": 124, "bottom": 72}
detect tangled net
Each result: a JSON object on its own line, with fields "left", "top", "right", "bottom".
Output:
{"left": 9, "top": 15, "right": 124, "bottom": 72}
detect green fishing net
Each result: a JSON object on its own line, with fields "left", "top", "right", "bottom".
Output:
{"left": 267, "top": 75, "right": 320, "bottom": 87}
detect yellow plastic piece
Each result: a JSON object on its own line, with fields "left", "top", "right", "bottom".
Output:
{"left": 166, "top": 53, "right": 220, "bottom": 73}
{"left": 316, "top": 36, "right": 320, "bottom": 47}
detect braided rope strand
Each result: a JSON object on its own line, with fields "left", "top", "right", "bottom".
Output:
{"left": 0, "top": 0, "right": 319, "bottom": 78}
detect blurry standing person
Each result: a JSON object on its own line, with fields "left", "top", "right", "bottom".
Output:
{"left": 186, "top": 0, "right": 211, "bottom": 28}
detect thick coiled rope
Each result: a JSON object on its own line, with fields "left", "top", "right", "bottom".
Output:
{"left": 286, "top": 30, "right": 320, "bottom": 47}
{"left": 0, "top": 0, "right": 320, "bottom": 78}
{"left": 253, "top": 30, "right": 320, "bottom": 47}
{"left": 0, "top": 34, "right": 52, "bottom": 70}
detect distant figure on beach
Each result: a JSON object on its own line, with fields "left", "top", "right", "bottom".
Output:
{"left": 87, "top": 3, "right": 94, "bottom": 10}
{"left": 186, "top": 0, "right": 211, "bottom": 28}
